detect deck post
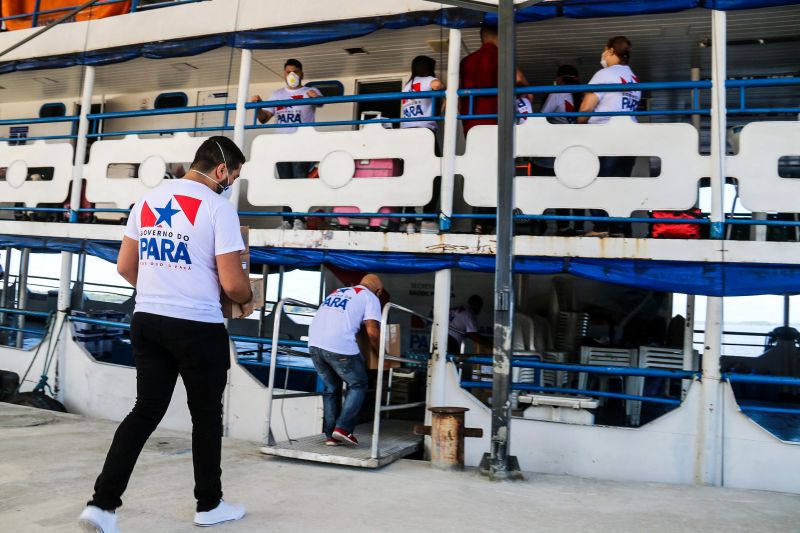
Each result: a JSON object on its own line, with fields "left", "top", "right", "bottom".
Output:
{"left": 15, "top": 248, "right": 30, "bottom": 349}
{"left": 439, "top": 28, "right": 461, "bottom": 232}
{"left": 69, "top": 65, "right": 95, "bottom": 223}
{"left": 682, "top": 294, "right": 696, "bottom": 400}
{"left": 708, "top": 10, "right": 727, "bottom": 240}
{"left": 430, "top": 268, "right": 452, "bottom": 409}
{"left": 230, "top": 48, "right": 252, "bottom": 208}
{"left": 484, "top": 0, "right": 521, "bottom": 481}
{"left": 54, "top": 250, "right": 74, "bottom": 403}
{"left": 697, "top": 295, "right": 724, "bottom": 486}
{"left": 0, "top": 248, "right": 11, "bottom": 328}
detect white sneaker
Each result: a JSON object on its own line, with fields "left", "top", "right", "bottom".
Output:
{"left": 292, "top": 219, "right": 306, "bottom": 230}
{"left": 405, "top": 223, "right": 417, "bottom": 234}
{"left": 78, "top": 505, "right": 119, "bottom": 533}
{"left": 279, "top": 221, "right": 292, "bottom": 230}
{"left": 194, "top": 500, "right": 246, "bottom": 527}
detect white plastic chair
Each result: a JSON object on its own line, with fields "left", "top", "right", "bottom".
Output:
{"left": 578, "top": 346, "right": 639, "bottom": 419}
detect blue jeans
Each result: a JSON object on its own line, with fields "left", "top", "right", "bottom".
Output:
{"left": 309, "top": 347, "right": 369, "bottom": 436}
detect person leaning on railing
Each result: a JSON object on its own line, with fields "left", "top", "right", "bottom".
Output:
{"left": 578, "top": 36, "right": 642, "bottom": 238}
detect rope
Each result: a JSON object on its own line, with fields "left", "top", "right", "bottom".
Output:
{"left": 15, "top": 311, "right": 56, "bottom": 395}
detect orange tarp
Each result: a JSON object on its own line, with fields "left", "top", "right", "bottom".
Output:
{"left": 2, "top": 1, "right": 131, "bottom": 30}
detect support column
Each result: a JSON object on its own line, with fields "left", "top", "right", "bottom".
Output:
{"left": 0, "top": 247, "right": 11, "bottom": 328}
{"left": 15, "top": 248, "right": 30, "bottom": 349}
{"left": 484, "top": 0, "right": 521, "bottom": 481}
{"left": 230, "top": 48, "right": 252, "bottom": 208}
{"left": 697, "top": 295, "right": 724, "bottom": 485}
{"left": 439, "top": 28, "right": 462, "bottom": 232}
{"left": 682, "top": 294, "right": 696, "bottom": 400}
{"left": 430, "top": 268, "right": 452, "bottom": 407}
{"left": 69, "top": 65, "right": 95, "bottom": 223}
{"left": 54, "top": 251, "right": 74, "bottom": 403}
{"left": 709, "top": 10, "right": 727, "bottom": 240}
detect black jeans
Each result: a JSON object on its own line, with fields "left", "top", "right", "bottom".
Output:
{"left": 88, "top": 312, "right": 230, "bottom": 512}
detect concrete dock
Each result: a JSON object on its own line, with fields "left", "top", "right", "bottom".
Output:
{"left": 1, "top": 403, "right": 798, "bottom": 532}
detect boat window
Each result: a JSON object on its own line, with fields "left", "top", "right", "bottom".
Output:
{"left": 273, "top": 159, "right": 404, "bottom": 179}
{"left": 514, "top": 156, "right": 661, "bottom": 177}
{"left": 154, "top": 92, "right": 189, "bottom": 109}
{"left": 0, "top": 166, "right": 54, "bottom": 181}
{"left": 39, "top": 102, "right": 66, "bottom": 118}
{"left": 779, "top": 156, "right": 800, "bottom": 179}
{"left": 305, "top": 80, "right": 344, "bottom": 97}
{"left": 106, "top": 162, "right": 190, "bottom": 179}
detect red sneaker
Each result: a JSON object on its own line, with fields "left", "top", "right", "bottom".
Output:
{"left": 332, "top": 428, "right": 358, "bottom": 446}
{"left": 324, "top": 438, "right": 339, "bottom": 446}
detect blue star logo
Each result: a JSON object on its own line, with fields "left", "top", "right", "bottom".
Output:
{"left": 154, "top": 199, "right": 181, "bottom": 227}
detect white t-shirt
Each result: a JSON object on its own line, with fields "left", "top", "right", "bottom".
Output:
{"left": 448, "top": 306, "right": 478, "bottom": 344}
{"left": 587, "top": 64, "right": 641, "bottom": 124}
{"left": 401, "top": 76, "right": 438, "bottom": 130}
{"left": 541, "top": 91, "right": 575, "bottom": 124}
{"left": 265, "top": 86, "right": 319, "bottom": 134}
{"left": 124, "top": 179, "right": 245, "bottom": 323}
{"left": 308, "top": 285, "right": 382, "bottom": 355}
{"left": 516, "top": 96, "right": 533, "bottom": 125}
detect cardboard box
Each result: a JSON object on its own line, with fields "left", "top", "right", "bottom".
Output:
{"left": 358, "top": 323, "right": 402, "bottom": 370}
{"left": 221, "top": 277, "right": 264, "bottom": 319}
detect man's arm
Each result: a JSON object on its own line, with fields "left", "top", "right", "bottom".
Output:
{"left": 117, "top": 236, "right": 139, "bottom": 287}
{"left": 307, "top": 88, "right": 324, "bottom": 107}
{"left": 251, "top": 95, "right": 274, "bottom": 124}
{"left": 216, "top": 251, "right": 252, "bottom": 304}
{"left": 577, "top": 92, "right": 599, "bottom": 124}
{"left": 364, "top": 319, "right": 381, "bottom": 357}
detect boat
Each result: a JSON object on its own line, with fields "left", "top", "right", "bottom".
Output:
{"left": 0, "top": 0, "right": 799, "bottom": 494}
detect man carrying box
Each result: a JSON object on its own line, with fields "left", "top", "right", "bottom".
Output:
{"left": 79, "top": 137, "right": 254, "bottom": 532}
{"left": 308, "top": 274, "right": 384, "bottom": 447}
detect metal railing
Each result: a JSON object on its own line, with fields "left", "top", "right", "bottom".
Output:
{"left": 370, "top": 302, "right": 433, "bottom": 460}
{"left": 723, "top": 372, "right": 800, "bottom": 415}
{"left": 263, "top": 298, "right": 320, "bottom": 446}
{"left": 458, "top": 355, "right": 700, "bottom": 408}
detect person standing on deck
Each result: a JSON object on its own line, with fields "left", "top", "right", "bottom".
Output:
{"left": 79, "top": 137, "right": 254, "bottom": 532}
{"left": 447, "top": 295, "right": 492, "bottom": 355}
{"left": 307, "top": 274, "right": 384, "bottom": 447}
{"left": 578, "top": 36, "right": 642, "bottom": 237}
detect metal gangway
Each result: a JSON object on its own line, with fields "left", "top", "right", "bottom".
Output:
{"left": 259, "top": 299, "right": 432, "bottom": 468}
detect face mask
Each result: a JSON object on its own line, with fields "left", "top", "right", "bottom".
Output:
{"left": 286, "top": 72, "right": 301, "bottom": 89}
{"left": 600, "top": 53, "right": 608, "bottom": 69}
{"left": 195, "top": 140, "right": 231, "bottom": 194}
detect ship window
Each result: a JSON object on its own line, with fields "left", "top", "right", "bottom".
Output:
{"left": 779, "top": 156, "right": 800, "bottom": 179}
{"left": 154, "top": 92, "right": 188, "bottom": 109}
{"left": 39, "top": 102, "right": 66, "bottom": 118}
{"left": 274, "top": 159, "right": 404, "bottom": 179}
{"left": 514, "top": 156, "right": 661, "bottom": 177}
{"left": 106, "top": 162, "right": 190, "bottom": 179}
{"left": 306, "top": 81, "right": 344, "bottom": 97}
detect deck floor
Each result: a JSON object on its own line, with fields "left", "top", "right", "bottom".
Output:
{"left": 260, "top": 420, "right": 421, "bottom": 468}
{"left": 2, "top": 403, "right": 799, "bottom": 532}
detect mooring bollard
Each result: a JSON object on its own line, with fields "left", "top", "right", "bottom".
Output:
{"left": 414, "top": 407, "right": 483, "bottom": 471}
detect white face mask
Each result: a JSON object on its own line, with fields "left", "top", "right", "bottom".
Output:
{"left": 286, "top": 71, "right": 301, "bottom": 89}
{"left": 600, "top": 53, "right": 608, "bottom": 69}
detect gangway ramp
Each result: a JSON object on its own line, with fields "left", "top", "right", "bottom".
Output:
{"left": 260, "top": 420, "right": 421, "bottom": 468}
{"left": 260, "top": 299, "right": 432, "bottom": 469}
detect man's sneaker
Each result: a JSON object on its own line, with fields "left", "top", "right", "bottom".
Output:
{"left": 78, "top": 505, "right": 119, "bottom": 533}
{"left": 292, "top": 219, "right": 306, "bottom": 230}
{"left": 279, "top": 221, "right": 292, "bottom": 230}
{"left": 194, "top": 500, "right": 246, "bottom": 527}
{"left": 324, "top": 437, "right": 339, "bottom": 446}
{"left": 332, "top": 428, "right": 358, "bottom": 446}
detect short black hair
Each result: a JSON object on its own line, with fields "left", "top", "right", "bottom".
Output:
{"left": 557, "top": 64, "right": 579, "bottom": 78}
{"left": 411, "top": 55, "right": 436, "bottom": 78}
{"left": 468, "top": 295, "right": 483, "bottom": 308}
{"left": 284, "top": 58, "right": 303, "bottom": 71}
{"left": 480, "top": 24, "right": 498, "bottom": 41}
{"left": 190, "top": 136, "right": 246, "bottom": 174}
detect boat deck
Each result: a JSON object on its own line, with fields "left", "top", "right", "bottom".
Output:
{"left": 1, "top": 403, "right": 798, "bottom": 533}
{"left": 260, "top": 420, "right": 421, "bottom": 468}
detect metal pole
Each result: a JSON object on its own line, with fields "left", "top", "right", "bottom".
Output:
{"left": 486, "top": 0, "right": 520, "bottom": 481}
{"left": 430, "top": 269, "right": 452, "bottom": 408}
{"left": 55, "top": 250, "right": 74, "bottom": 403}
{"left": 697, "top": 295, "right": 723, "bottom": 486}
{"left": 690, "top": 65, "right": 702, "bottom": 134}
{"left": 784, "top": 294, "right": 790, "bottom": 328}
{"left": 439, "top": 28, "right": 462, "bottom": 232}
{"left": 15, "top": 248, "right": 30, "bottom": 348}
{"left": 230, "top": 48, "right": 252, "bottom": 208}
{"left": 682, "top": 294, "right": 696, "bottom": 400}
{"left": 0, "top": 248, "right": 12, "bottom": 327}
{"left": 75, "top": 252, "right": 87, "bottom": 310}
{"left": 70, "top": 65, "right": 95, "bottom": 223}
{"left": 709, "top": 10, "right": 727, "bottom": 240}
{"left": 257, "top": 264, "right": 269, "bottom": 361}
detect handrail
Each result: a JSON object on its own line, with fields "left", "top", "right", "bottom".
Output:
{"left": 371, "top": 302, "right": 434, "bottom": 460}
{"left": 0, "top": 307, "right": 51, "bottom": 319}
{"left": 462, "top": 381, "right": 682, "bottom": 406}
{"left": 460, "top": 356, "right": 700, "bottom": 379}
{"left": 723, "top": 373, "right": 800, "bottom": 387}
{"left": 264, "top": 297, "right": 319, "bottom": 446}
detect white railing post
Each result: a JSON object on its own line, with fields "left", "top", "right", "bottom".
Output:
{"left": 230, "top": 48, "right": 252, "bottom": 208}
{"left": 682, "top": 294, "right": 696, "bottom": 400}
{"left": 54, "top": 250, "right": 74, "bottom": 403}
{"left": 709, "top": 10, "right": 727, "bottom": 240}
{"left": 430, "top": 269, "right": 451, "bottom": 407}
{"left": 697, "top": 295, "right": 724, "bottom": 486}
{"left": 370, "top": 304, "right": 392, "bottom": 460}
{"left": 439, "top": 28, "right": 461, "bottom": 231}
{"left": 263, "top": 298, "right": 286, "bottom": 446}
{"left": 70, "top": 65, "right": 95, "bottom": 223}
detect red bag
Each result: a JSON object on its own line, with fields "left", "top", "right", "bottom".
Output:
{"left": 651, "top": 208, "right": 702, "bottom": 239}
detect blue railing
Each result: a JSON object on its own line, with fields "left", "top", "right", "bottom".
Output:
{"left": 723, "top": 372, "right": 800, "bottom": 415}
{"left": 458, "top": 355, "right": 699, "bottom": 407}
{"left": 0, "top": 0, "right": 206, "bottom": 28}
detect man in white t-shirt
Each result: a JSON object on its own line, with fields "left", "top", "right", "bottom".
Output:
{"left": 447, "top": 295, "right": 491, "bottom": 355}
{"left": 308, "top": 274, "right": 383, "bottom": 446}
{"left": 80, "top": 137, "right": 253, "bottom": 532}
{"left": 251, "top": 58, "right": 322, "bottom": 180}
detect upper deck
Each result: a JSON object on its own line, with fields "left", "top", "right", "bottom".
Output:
{"left": 0, "top": 0, "right": 799, "bottom": 276}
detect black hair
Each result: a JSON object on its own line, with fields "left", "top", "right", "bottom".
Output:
{"left": 556, "top": 64, "right": 583, "bottom": 111}
{"left": 409, "top": 55, "right": 436, "bottom": 83}
{"left": 480, "top": 24, "right": 498, "bottom": 42}
{"left": 606, "top": 36, "right": 632, "bottom": 65}
{"left": 468, "top": 295, "right": 484, "bottom": 308}
{"left": 557, "top": 64, "right": 579, "bottom": 79}
{"left": 190, "top": 136, "right": 246, "bottom": 174}
{"left": 284, "top": 58, "right": 303, "bottom": 71}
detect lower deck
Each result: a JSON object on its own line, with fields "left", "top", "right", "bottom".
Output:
{"left": 1, "top": 403, "right": 797, "bottom": 533}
